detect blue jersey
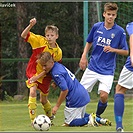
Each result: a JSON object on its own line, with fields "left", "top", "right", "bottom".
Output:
{"left": 125, "top": 22, "right": 133, "bottom": 72}
{"left": 50, "top": 62, "right": 90, "bottom": 108}
{"left": 86, "top": 22, "right": 128, "bottom": 75}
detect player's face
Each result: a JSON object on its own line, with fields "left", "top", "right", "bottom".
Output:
{"left": 103, "top": 10, "right": 117, "bottom": 24}
{"left": 41, "top": 60, "right": 54, "bottom": 74}
{"left": 45, "top": 29, "right": 58, "bottom": 45}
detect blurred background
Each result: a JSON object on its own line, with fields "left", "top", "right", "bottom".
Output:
{"left": 0, "top": 1, "right": 133, "bottom": 100}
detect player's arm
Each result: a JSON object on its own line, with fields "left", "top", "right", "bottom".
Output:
{"left": 52, "top": 89, "right": 68, "bottom": 115}
{"left": 103, "top": 45, "right": 129, "bottom": 56}
{"left": 130, "top": 34, "right": 133, "bottom": 66}
{"left": 21, "top": 18, "right": 36, "bottom": 39}
{"left": 28, "top": 71, "right": 46, "bottom": 83}
{"left": 79, "top": 42, "right": 92, "bottom": 70}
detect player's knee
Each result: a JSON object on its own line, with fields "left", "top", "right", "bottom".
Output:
{"left": 30, "top": 91, "right": 36, "bottom": 97}
{"left": 40, "top": 98, "right": 47, "bottom": 105}
{"left": 115, "top": 84, "right": 127, "bottom": 94}
{"left": 100, "top": 93, "right": 108, "bottom": 103}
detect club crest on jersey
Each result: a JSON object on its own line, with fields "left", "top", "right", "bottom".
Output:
{"left": 111, "top": 33, "right": 115, "bottom": 38}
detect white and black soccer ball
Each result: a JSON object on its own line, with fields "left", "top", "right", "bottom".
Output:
{"left": 33, "top": 114, "right": 51, "bottom": 131}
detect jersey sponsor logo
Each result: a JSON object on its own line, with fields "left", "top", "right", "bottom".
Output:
{"left": 97, "top": 30, "right": 103, "bottom": 34}
{"left": 111, "top": 33, "right": 115, "bottom": 38}
{"left": 97, "top": 36, "right": 111, "bottom": 46}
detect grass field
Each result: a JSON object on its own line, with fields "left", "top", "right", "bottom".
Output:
{"left": 0, "top": 98, "right": 133, "bottom": 132}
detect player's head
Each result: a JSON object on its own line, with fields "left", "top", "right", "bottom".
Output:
{"left": 38, "top": 52, "right": 54, "bottom": 74}
{"left": 45, "top": 25, "right": 59, "bottom": 45}
{"left": 104, "top": 2, "right": 118, "bottom": 12}
{"left": 103, "top": 2, "right": 118, "bottom": 24}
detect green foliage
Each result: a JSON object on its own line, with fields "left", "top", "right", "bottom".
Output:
{"left": 1, "top": 2, "right": 133, "bottom": 97}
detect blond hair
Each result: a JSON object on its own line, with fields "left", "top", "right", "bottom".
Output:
{"left": 38, "top": 52, "right": 53, "bottom": 64}
{"left": 45, "top": 25, "right": 59, "bottom": 35}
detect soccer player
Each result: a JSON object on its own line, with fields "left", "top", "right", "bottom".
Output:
{"left": 37, "top": 51, "right": 111, "bottom": 127}
{"left": 114, "top": 22, "right": 133, "bottom": 132}
{"left": 21, "top": 18, "right": 62, "bottom": 123}
{"left": 79, "top": 2, "right": 129, "bottom": 120}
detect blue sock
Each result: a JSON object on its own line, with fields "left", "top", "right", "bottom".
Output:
{"left": 96, "top": 116, "right": 101, "bottom": 123}
{"left": 96, "top": 100, "right": 107, "bottom": 117}
{"left": 69, "top": 113, "right": 89, "bottom": 126}
{"left": 114, "top": 93, "right": 124, "bottom": 129}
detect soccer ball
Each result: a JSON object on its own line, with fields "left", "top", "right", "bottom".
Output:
{"left": 33, "top": 114, "right": 51, "bottom": 131}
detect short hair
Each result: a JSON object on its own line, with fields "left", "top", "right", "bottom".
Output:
{"left": 45, "top": 25, "right": 59, "bottom": 35}
{"left": 104, "top": 2, "right": 118, "bottom": 12}
{"left": 38, "top": 52, "right": 53, "bottom": 64}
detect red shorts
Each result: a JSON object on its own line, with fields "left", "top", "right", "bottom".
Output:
{"left": 26, "top": 73, "right": 52, "bottom": 95}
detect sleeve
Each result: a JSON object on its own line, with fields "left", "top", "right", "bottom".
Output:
{"left": 86, "top": 22, "right": 100, "bottom": 43}
{"left": 53, "top": 75, "right": 68, "bottom": 91}
{"left": 119, "top": 30, "right": 129, "bottom": 50}
{"left": 26, "top": 32, "right": 47, "bottom": 49}
{"left": 126, "top": 22, "right": 133, "bottom": 36}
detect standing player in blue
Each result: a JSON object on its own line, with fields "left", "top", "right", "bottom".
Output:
{"left": 114, "top": 22, "right": 133, "bottom": 132}
{"left": 79, "top": 2, "right": 129, "bottom": 121}
{"left": 37, "top": 51, "right": 111, "bottom": 127}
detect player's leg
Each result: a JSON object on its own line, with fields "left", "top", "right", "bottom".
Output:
{"left": 40, "top": 92, "right": 52, "bottom": 119}
{"left": 96, "top": 74, "right": 114, "bottom": 118}
{"left": 114, "top": 66, "right": 132, "bottom": 132}
{"left": 63, "top": 106, "right": 97, "bottom": 127}
{"left": 39, "top": 74, "right": 54, "bottom": 120}
{"left": 96, "top": 90, "right": 108, "bottom": 118}
{"left": 27, "top": 82, "right": 38, "bottom": 123}
{"left": 96, "top": 115, "right": 112, "bottom": 126}
{"left": 114, "top": 84, "right": 126, "bottom": 131}
{"left": 80, "top": 68, "right": 98, "bottom": 92}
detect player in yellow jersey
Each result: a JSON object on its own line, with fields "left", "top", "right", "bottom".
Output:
{"left": 21, "top": 18, "right": 62, "bottom": 124}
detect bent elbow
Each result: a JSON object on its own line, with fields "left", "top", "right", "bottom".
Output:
{"left": 124, "top": 50, "right": 129, "bottom": 56}
{"left": 21, "top": 32, "right": 25, "bottom": 39}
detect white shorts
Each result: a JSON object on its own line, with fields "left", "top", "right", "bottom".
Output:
{"left": 64, "top": 105, "right": 86, "bottom": 125}
{"left": 118, "top": 66, "right": 133, "bottom": 89}
{"left": 80, "top": 68, "right": 114, "bottom": 94}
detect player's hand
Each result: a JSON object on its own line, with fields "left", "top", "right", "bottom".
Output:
{"left": 103, "top": 45, "right": 114, "bottom": 53}
{"left": 28, "top": 76, "right": 38, "bottom": 84}
{"left": 51, "top": 82, "right": 57, "bottom": 90}
{"left": 29, "top": 18, "right": 36, "bottom": 27}
{"left": 52, "top": 106, "right": 59, "bottom": 115}
{"left": 79, "top": 55, "right": 88, "bottom": 70}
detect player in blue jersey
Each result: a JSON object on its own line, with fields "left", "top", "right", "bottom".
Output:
{"left": 36, "top": 51, "right": 112, "bottom": 127}
{"left": 79, "top": 2, "right": 129, "bottom": 120}
{"left": 114, "top": 22, "right": 133, "bottom": 132}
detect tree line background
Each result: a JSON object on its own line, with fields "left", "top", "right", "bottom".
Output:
{"left": 0, "top": 2, "right": 133, "bottom": 100}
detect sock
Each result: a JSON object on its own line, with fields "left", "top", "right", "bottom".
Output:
{"left": 28, "top": 97, "right": 37, "bottom": 123}
{"left": 84, "top": 113, "right": 90, "bottom": 118}
{"left": 42, "top": 100, "right": 52, "bottom": 118}
{"left": 69, "top": 117, "right": 89, "bottom": 126}
{"left": 96, "top": 116, "right": 101, "bottom": 123}
{"left": 96, "top": 100, "right": 107, "bottom": 117}
{"left": 114, "top": 93, "right": 124, "bottom": 129}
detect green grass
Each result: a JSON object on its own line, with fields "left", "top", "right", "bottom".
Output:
{"left": 0, "top": 98, "right": 133, "bottom": 132}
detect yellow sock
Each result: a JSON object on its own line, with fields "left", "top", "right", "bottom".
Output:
{"left": 42, "top": 100, "right": 52, "bottom": 118}
{"left": 28, "top": 97, "right": 37, "bottom": 123}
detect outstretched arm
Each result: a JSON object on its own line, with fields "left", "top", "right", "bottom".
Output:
{"left": 28, "top": 71, "right": 46, "bottom": 83}
{"left": 21, "top": 18, "right": 36, "bottom": 39}
{"left": 52, "top": 89, "right": 68, "bottom": 115}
